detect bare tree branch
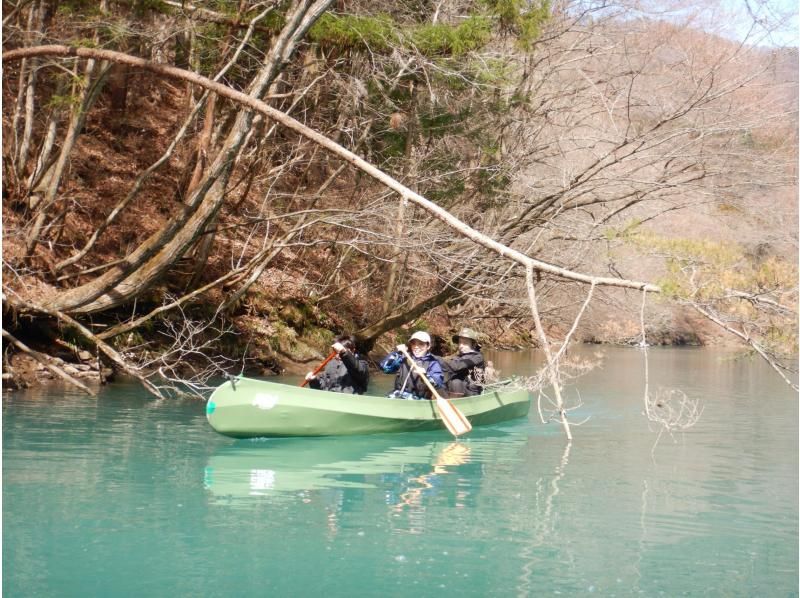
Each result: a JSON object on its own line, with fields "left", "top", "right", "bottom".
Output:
{"left": 3, "top": 45, "right": 661, "bottom": 301}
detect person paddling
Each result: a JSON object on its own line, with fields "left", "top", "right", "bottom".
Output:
{"left": 305, "top": 335, "right": 369, "bottom": 394}
{"left": 380, "top": 331, "right": 445, "bottom": 400}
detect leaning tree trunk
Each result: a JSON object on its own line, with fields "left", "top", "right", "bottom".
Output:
{"left": 5, "top": 42, "right": 659, "bottom": 314}
{"left": 26, "top": 59, "right": 111, "bottom": 255}
{"left": 185, "top": 92, "right": 219, "bottom": 289}
{"left": 357, "top": 285, "right": 461, "bottom": 352}
{"left": 16, "top": 0, "right": 335, "bottom": 314}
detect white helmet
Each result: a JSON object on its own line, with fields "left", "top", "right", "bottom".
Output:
{"left": 409, "top": 331, "right": 431, "bottom": 344}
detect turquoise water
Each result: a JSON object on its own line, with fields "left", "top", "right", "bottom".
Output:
{"left": 3, "top": 348, "right": 797, "bottom": 596}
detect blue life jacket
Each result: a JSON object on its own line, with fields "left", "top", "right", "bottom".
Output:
{"left": 392, "top": 352, "right": 444, "bottom": 399}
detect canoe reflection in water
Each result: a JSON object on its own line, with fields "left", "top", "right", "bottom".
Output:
{"left": 393, "top": 442, "right": 472, "bottom": 512}
{"left": 203, "top": 431, "right": 522, "bottom": 518}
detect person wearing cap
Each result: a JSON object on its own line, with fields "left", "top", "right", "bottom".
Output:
{"left": 443, "top": 328, "right": 485, "bottom": 397}
{"left": 305, "top": 335, "right": 370, "bottom": 394}
{"left": 379, "top": 331, "right": 445, "bottom": 400}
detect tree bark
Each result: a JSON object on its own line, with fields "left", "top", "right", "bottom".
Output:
{"left": 107, "top": 62, "right": 129, "bottom": 114}
{"left": 382, "top": 84, "right": 417, "bottom": 315}
{"left": 357, "top": 285, "right": 460, "bottom": 351}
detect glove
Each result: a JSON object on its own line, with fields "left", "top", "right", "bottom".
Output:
{"left": 379, "top": 351, "right": 404, "bottom": 373}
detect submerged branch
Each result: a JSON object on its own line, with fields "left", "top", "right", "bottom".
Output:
{"left": 525, "top": 265, "right": 572, "bottom": 440}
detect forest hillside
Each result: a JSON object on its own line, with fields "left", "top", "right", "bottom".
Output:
{"left": 2, "top": 0, "right": 797, "bottom": 395}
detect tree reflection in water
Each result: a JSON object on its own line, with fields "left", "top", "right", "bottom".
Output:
{"left": 516, "top": 441, "right": 572, "bottom": 596}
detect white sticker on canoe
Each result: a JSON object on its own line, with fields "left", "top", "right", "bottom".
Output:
{"left": 252, "top": 393, "right": 278, "bottom": 410}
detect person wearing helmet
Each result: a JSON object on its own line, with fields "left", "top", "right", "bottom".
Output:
{"left": 305, "top": 335, "right": 370, "bottom": 394}
{"left": 443, "top": 328, "right": 485, "bottom": 397}
{"left": 379, "top": 330, "right": 445, "bottom": 400}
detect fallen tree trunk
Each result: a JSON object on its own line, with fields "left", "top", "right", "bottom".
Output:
{"left": 2, "top": 328, "right": 96, "bottom": 396}
{"left": 3, "top": 294, "right": 167, "bottom": 400}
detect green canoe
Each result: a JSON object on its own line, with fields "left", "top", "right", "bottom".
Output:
{"left": 206, "top": 376, "right": 531, "bottom": 438}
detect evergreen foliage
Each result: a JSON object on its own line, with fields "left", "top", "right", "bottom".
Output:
{"left": 483, "top": 0, "right": 551, "bottom": 49}
{"left": 309, "top": 13, "right": 493, "bottom": 56}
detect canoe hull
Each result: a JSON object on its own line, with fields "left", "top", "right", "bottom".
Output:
{"left": 207, "top": 377, "right": 531, "bottom": 438}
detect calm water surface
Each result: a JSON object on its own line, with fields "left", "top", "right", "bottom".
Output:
{"left": 3, "top": 348, "right": 797, "bottom": 596}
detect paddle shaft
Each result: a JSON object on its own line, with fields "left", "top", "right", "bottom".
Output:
{"left": 300, "top": 350, "right": 339, "bottom": 387}
{"left": 397, "top": 347, "right": 442, "bottom": 400}
{"left": 398, "top": 348, "right": 472, "bottom": 437}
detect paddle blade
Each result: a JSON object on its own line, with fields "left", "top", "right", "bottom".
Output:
{"left": 435, "top": 396, "right": 472, "bottom": 437}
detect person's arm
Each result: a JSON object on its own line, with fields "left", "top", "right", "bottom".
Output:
{"left": 426, "top": 359, "right": 445, "bottom": 389}
{"left": 306, "top": 367, "right": 327, "bottom": 390}
{"left": 445, "top": 355, "right": 469, "bottom": 376}
{"left": 340, "top": 351, "right": 369, "bottom": 387}
{"left": 447, "top": 352, "right": 484, "bottom": 374}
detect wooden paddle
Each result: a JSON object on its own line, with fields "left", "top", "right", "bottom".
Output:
{"left": 300, "top": 350, "right": 338, "bottom": 387}
{"left": 398, "top": 347, "right": 472, "bottom": 437}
